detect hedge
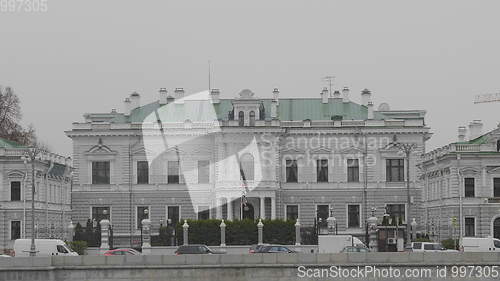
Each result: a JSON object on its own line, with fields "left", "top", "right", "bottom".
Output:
{"left": 172, "top": 219, "right": 296, "bottom": 246}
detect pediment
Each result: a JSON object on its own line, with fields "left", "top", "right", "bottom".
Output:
{"left": 487, "top": 166, "right": 500, "bottom": 174}
{"left": 460, "top": 166, "right": 480, "bottom": 174}
{"left": 85, "top": 138, "right": 116, "bottom": 155}
{"left": 8, "top": 170, "right": 25, "bottom": 178}
{"left": 310, "top": 147, "right": 332, "bottom": 154}
{"left": 338, "top": 147, "right": 364, "bottom": 155}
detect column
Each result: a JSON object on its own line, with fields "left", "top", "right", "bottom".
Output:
{"left": 227, "top": 197, "right": 233, "bottom": 220}
{"left": 271, "top": 197, "right": 276, "bottom": 219}
{"left": 99, "top": 219, "right": 110, "bottom": 253}
{"left": 260, "top": 197, "right": 266, "bottom": 219}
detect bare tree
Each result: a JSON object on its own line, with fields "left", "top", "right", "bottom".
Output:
{"left": 0, "top": 86, "right": 36, "bottom": 145}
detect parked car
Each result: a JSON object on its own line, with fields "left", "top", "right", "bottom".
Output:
{"left": 249, "top": 244, "right": 269, "bottom": 254}
{"left": 411, "top": 242, "right": 458, "bottom": 252}
{"left": 175, "top": 245, "right": 225, "bottom": 255}
{"left": 341, "top": 246, "right": 370, "bottom": 253}
{"left": 461, "top": 237, "right": 500, "bottom": 252}
{"left": 104, "top": 248, "right": 142, "bottom": 256}
{"left": 255, "top": 245, "right": 297, "bottom": 253}
{"left": 13, "top": 239, "right": 78, "bottom": 257}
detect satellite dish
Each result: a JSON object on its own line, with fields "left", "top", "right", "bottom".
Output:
{"left": 378, "top": 103, "right": 390, "bottom": 111}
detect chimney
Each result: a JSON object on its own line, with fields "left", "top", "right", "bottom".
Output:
{"left": 321, "top": 87, "right": 329, "bottom": 104}
{"left": 271, "top": 100, "right": 278, "bottom": 119}
{"left": 159, "top": 88, "right": 168, "bottom": 105}
{"left": 123, "top": 98, "right": 131, "bottom": 116}
{"left": 210, "top": 88, "right": 220, "bottom": 103}
{"left": 361, "top": 88, "right": 372, "bottom": 106}
{"left": 367, "top": 102, "right": 374, "bottom": 119}
{"left": 458, "top": 126, "right": 467, "bottom": 142}
{"left": 130, "top": 92, "right": 141, "bottom": 110}
{"left": 468, "top": 120, "right": 483, "bottom": 140}
{"left": 342, "top": 87, "right": 350, "bottom": 103}
{"left": 333, "top": 90, "right": 341, "bottom": 99}
{"left": 273, "top": 88, "right": 279, "bottom": 101}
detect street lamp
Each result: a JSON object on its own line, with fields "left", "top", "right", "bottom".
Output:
{"left": 387, "top": 136, "right": 417, "bottom": 249}
{"left": 22, "top": 147, "right": 43, "bottom": 257}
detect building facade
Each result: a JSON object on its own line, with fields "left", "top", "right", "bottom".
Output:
{"left": 0, "top": 138, "right": 72, "bottom": 253}
{"left": 67, "top": 87, "right": 430, "bottom": 247}
{"left": 420, "top": 121, "right": 500, "bottom": 242}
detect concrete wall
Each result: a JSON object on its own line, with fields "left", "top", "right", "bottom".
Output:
{"left": 1, "top": 253, "right": 500, "bottom": 281}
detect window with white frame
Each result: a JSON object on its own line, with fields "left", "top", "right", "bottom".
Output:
{"left": 286, "top": 205, "right": 299, "bottom": 221}
{"left": 137, "top": 161, "right": 149, "bottom": 184}
{"left": 285, "top": 160, "right": 298, "bottom": 183}
{"left": 464, "top": 178, "right": 475, "bottom": 197}
{"left": 167, "top": 206, "right": 180, "bottom": 225}
{"left": 386, "top": 204, "right": 405, "bottom": 224}
{"left": 197, "top": 160, "right": 210, "bottom": 183}
{"left": 494, "top": 178, "right": 500, "bottom": 198}
{"left": 347, "top": 204, "right": 360, "bottom": 228}
{"left": 167, "top": 161, "right": 180, "bottom": 184}
{"left": 464, "top": 217, "right": 475, "bottom": 237}
{"left": 386, "top": 159, "right": 404, "bottom": 182}
{"left": 317, "top": 159, "right": 328, "bottom": 182}
{"left": 347, "top": 159, "right": 359, "bottom": 182}
{"left": 10, "top": 221, "right": 21, "bottom": 240}
{"left": 92, "top": 161, "right": 110, "bottom": 184}
{"left": 10, "top": 181, "right": 21, "bottom": 201}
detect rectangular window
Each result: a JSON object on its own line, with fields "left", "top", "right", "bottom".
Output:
{"left": 137, "top": 161, "right": 149, "bottom": 184}
{"left": 494, "top": 178, "right": 500, "bottom": 198}
{"left": 167, "top": 206, "right": 180, "bottom": 225}
{"left": 347, "top": 159, "right": 359, "bottom": 182}
{"left": 92, "top": 161, "right": 110, "bottom": 184}
{"left": 464, "top": 217, "right": 475, "bottom": 237}
{"left": 286, "top": 160, "right": 298, "bottom": 183}
{"left": 464, "top": 178, "right": 475, "bottom": 197}
{"left": 347, "top": 205, "right": 360, "bottom": 228}
{"left": 10, "top": 181, "right": 21, "bottom": 201}
{"left": 386, "top": 204, "right": 406, "bottom": 224}
{"left": 167, "top": 161, "right": 180, "bottom": 184}
{"left": 197, "top": 206, "right": 210, "bottom": 220}
{"left": 137, "top": 206, "right": 149, "bottom": 229}
{"left": 386, "top": 159, "right": 404, "bottom": 182}
{"left": 10, "top": 221, "right": 21, "bottom": 240}
{"left": 317, "top": 159, "right": 328, "bottom": 182}
{"left": 286, "top": 205, "right": 299, "bottom": 221}
{"left": 198, "top": 160, "right": 210, "bottom": 184}
{"left": 316, "top": 205, "right": 329, "bottom": 228}
{"left": 91, "top": 206, "right": 110, "bottom": 223}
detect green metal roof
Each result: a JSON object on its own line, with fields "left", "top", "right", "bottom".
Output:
{"left": 0, "top": 137, "right": 24, "bottom": 148}
{"left": 109, "top": 98, "right": 387, "bottom": 123}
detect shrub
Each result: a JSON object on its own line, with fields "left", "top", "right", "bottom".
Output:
{"left": 441, "top": 238, "right": 459, "bottom": 250}
{"left": 68, "top": 240, "right": 88, "bottom": 255}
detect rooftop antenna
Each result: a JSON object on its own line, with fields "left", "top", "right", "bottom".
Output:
{"left": 323, "top": 76, "right": 335, "bottom": 95}
{"left": 208, "top": 60, "right": 212, "bottom": 92}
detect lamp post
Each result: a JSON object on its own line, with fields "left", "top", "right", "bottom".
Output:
{"left": 387, "top": 136, "right": 417, "bottom": 249}
{"left": 22, "top": 147, "right": 43, "bottom": 257}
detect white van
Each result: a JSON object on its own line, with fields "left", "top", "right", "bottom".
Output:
{"left": 461, "top": 237, "right": 500, "bottom": 252}
{"left": 13, "top": 239, "right": 78, "bottom": 257}
{"left": 319, "top": 235, "right": 366, "bottom": 253}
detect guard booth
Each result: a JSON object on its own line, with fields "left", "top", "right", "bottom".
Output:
{"left": 377, "top": 225, "right": 406, "bottom": 252}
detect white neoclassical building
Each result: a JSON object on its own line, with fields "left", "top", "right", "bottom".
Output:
{"left": 67, "top": 86, "right": 430, "bottom": 247}
{"left": 420, "top": 121, "right": 500, "bottom": 241}
{"left": 0, "top": 138, "right": 72, "bottom": 254}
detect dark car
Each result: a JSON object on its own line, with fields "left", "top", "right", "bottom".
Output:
{"left": 341, "top": 246, "right": 370, "bottom": 253}
{"left": 103, "top": 248, "right": 142, "bottom": 256}
{"left": 256, "top": 245, "right": 297, "bottom": 253}
{"left": 175, "top": 245, "right": 225, "bottom": 255}
{"left": 249, "top": 244, "right": 269, "bottom": 254}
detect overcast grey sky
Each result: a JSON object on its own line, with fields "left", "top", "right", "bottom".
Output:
{"left": 1, "top": 0, "right": 499, "bottom": 156}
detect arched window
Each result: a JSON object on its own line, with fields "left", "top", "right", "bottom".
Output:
{"left": 238, "top": 111, "right": 245, "bottom": 126}
{"left": 249, "top": 111, "right": 256, "bottom": 126}
{"left": 240, "top": 154, "right": 254, "bottom": 181}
